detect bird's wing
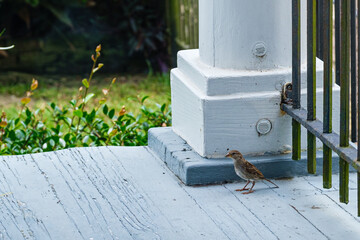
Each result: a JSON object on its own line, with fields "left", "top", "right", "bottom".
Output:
{"left": 244, "top": 161, "right": 265, "bottom": 179}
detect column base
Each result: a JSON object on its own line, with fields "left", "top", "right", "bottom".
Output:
{"left": 148, "top": 127, "right": 351, "bottom": 186}
{"left": 172, "top": 49, "right": 339, "bottom": 158}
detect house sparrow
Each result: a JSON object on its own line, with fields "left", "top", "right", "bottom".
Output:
{"left": 225, "top": 150, "right": 279, "bottom": 194}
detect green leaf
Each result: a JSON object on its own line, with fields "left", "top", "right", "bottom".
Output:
{"left": 82, "top": 135, "right": 90, "bottom": 144}
{"left": 15, "top": 130, "right": 25, "bottom": 140}
{"left": 73, "top": 110, "right": 83, "bottom": 118}
{"left": 25, "top": 0, "right": 40, "bottom": 7}
{"left": 161, "top": 103, "right": 166, "bottom": 112}
{"left": 82, "top": 78, "right": 89, "bottom": 88}
{"left": 49, "top": 139, "right": 55, "bottom": 148}
{"left": 26, "top": 109, "right": 32, "bottom": 117}
{"left": 70, "top": 99, "right": 77, "bottom": 106}
{"left": 86, "top": 114, "right": 94, "bottom": 124}
{"left": 141, "top": 96, "right": 149, "bottom": 103}
{"left": 103, "top": 104, "right": 109, "bottom": 115}
{"left": 9, "top": 130, "right": 16, "bottom": 141}
{"left": 53, "top": 136, "right": 60, "bottom": 143}
{"left": 84, "top": 93, "right": 95, "bottom": 104}
{"left": 43, "top": 2, "right": 74, "bottom": 29}
{"left": 0, "top": 29, "right": 5, "bottom": 37}
{"left": 64, "top": 133, "right": 71, "bottom": 142}
{"left": 108, "top": 109, "right": 115, "bottom": 119}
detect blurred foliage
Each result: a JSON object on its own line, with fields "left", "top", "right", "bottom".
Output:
{"left": 0, "top": 0, "right": 169, "bottom": 72}
{"left": 0, "top": 29, "right": 14, "bottom": 50}
{"left": 0, "top": 45, "right": 171, "bottom": 155}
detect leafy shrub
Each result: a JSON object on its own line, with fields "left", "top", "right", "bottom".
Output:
{"left": 0, "top": 45, "right": 171, "bottom": 155}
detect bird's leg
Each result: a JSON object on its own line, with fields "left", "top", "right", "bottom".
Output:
{"left": 235, "top": 180, "right": 250, "bottom": 191}
{"left": 242, "top": 181, "right": 255, "bottom": 194}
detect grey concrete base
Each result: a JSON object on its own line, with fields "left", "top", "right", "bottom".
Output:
{"left": 148, "top": 127, "right": 353, "bottom": 186}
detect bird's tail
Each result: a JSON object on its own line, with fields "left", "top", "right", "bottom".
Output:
{"left": 264, "top": 178, "right": 279, "bottom": 188}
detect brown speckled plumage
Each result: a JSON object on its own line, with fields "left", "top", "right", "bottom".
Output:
{"left": 226, "top": 150, "right": 278, "bottom": 194}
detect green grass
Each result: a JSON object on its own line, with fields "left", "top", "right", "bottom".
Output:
{"left": 0, "top": 73, "right": 171, "bottom": 118}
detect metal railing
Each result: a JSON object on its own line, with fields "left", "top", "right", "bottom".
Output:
{"left": 282, "top": 0, "right": 360, "bottom": 216}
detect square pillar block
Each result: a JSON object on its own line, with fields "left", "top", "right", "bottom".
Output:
{"left": 171, "top": 49, "right": 340, "bottom": 158}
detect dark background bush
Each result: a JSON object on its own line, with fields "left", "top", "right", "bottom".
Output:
{"left": 0, "top": 0, "right": 169, "bottom": 76}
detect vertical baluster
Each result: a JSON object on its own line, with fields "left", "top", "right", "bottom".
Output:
{"left": 316, "top": 0, "right": 324, "bottom": 60}
{"left": 307, "top": 0, "right": 317, "bottom": 173}
{"left": 340, "top": 0, "right": 350, "bottom": 204}
{"left": 323, "top": 0, "right": 333, "bottom": 188}
{"left": 292, "top": 0, "right": 301, "bottom": 160}
{"left": 335, "top": 0, "right": 341, "bottom": 86}
{"left": 357, "top": 0, "right": 360, "bottom": 216}
{"left": 351, "top": 0, "right": 357, "bottom": 142}
{"left": 358, "top": 172, "right": 360, "bottom": 216}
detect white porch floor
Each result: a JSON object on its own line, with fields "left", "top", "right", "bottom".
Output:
{"left": 0, "top": 146, "right": 359, "bottom": 240}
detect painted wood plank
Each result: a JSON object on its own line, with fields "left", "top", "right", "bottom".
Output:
{"left": 183, "top": 184, "right": 279, "bottom": 240}
{"left": 103, "top": 147, "right": 238, "bottom": 239}
{"left": 272, "top": 174, "right": 360, "bottom": 239}
{"left": 224, "top": 181, "right": 329, "bottom": 240}
{"left": 0, "top": 147, "right": 359, "bottom": 240}
{"left": 0, "top": 147, "right": 235, "bottom": 239}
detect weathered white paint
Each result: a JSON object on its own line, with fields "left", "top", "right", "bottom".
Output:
{"left": 0, "top": 147, "right": 359, "bottom": 239}
{"left": 172, "top": 1, "right": 340, "bottom": 158}
{"left": 199, "top": 0, "right": 307, "bottom": 70}
{"left": 177, "top": 49, "right": 325, "bottom": 96}
{"left": 172, "top": 50, "right": 340, "bottom": 157}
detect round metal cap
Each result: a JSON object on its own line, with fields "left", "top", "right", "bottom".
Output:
{"left": 256, "top": 119, "right": 272, "bottom": 135}
{"left": 252, "top": 42, "right": 267, "bottom": 57}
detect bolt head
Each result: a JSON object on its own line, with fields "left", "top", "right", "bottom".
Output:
{"left": 256, "top": 119, "right": 272, "bottom": 135}
{"left": 252, "top": 42, "right": 267, "bottom": 57}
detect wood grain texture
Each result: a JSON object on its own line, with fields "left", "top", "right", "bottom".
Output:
{"left": 0, "top": 146, "right": 359, "bottom": 239}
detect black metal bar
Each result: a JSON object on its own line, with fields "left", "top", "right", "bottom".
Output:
{"left": 358, "top": 172, "right": 360, "bottom": 217}
{"left": 292, "top": 0, "right": 301, "bottom": 161}
{"left": 307, "top": 0, "right": 316, "bottom": 120}
{"left": 323, "top": 0, "right": 333, "bottom": 188}
{"left": 340, "top": 0, "right": 350, "bottom": 204}
{"left": 307, "top": 0, "right": 317, "bottom": 174}
{"left": 292, "top": 0, "right": 301, "bottom": 109}
{"left": 357, "top": 0, "right": 360, "bottom": 217}
{"left": 351, "top": 0, "right": 357, "bottom": 142}
{"left": 323, "top": 0, "right": 333, "bottom": 135}
{"left": 335, "top": 0, "right": 341, "bottom": 86}
{"left": 281, "top": 105, "right": 360, "bottom": 171}
{"left": 316, "top": 0, "right": 324, "bottom": 60}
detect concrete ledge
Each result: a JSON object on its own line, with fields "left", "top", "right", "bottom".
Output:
{"left": 148, "top": 127, "right": 353, "bottom": 186}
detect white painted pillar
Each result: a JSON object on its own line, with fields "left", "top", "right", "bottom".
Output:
{"left": 199, "top": 0, "right": 307, "bottom": 70}
{"left": 171, "top": 0, "right": 339, "bottom": 158}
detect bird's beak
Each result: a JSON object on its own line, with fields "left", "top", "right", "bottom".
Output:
{"left": 225, "top": 153, "right": 230, "bottom": 158}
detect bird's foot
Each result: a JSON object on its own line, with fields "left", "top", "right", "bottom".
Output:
{"left": 235, "top": 188, "right": 249, "bottom": 192}
{"left": 242, "top": 190, "right": 254, "bottom": 194}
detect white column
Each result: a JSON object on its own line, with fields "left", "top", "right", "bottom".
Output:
{"left": 171, "top": 0, "right": 339, "bottom": 158}
{"left": 199, "top": 0, "right": 307, "bottom": 70}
